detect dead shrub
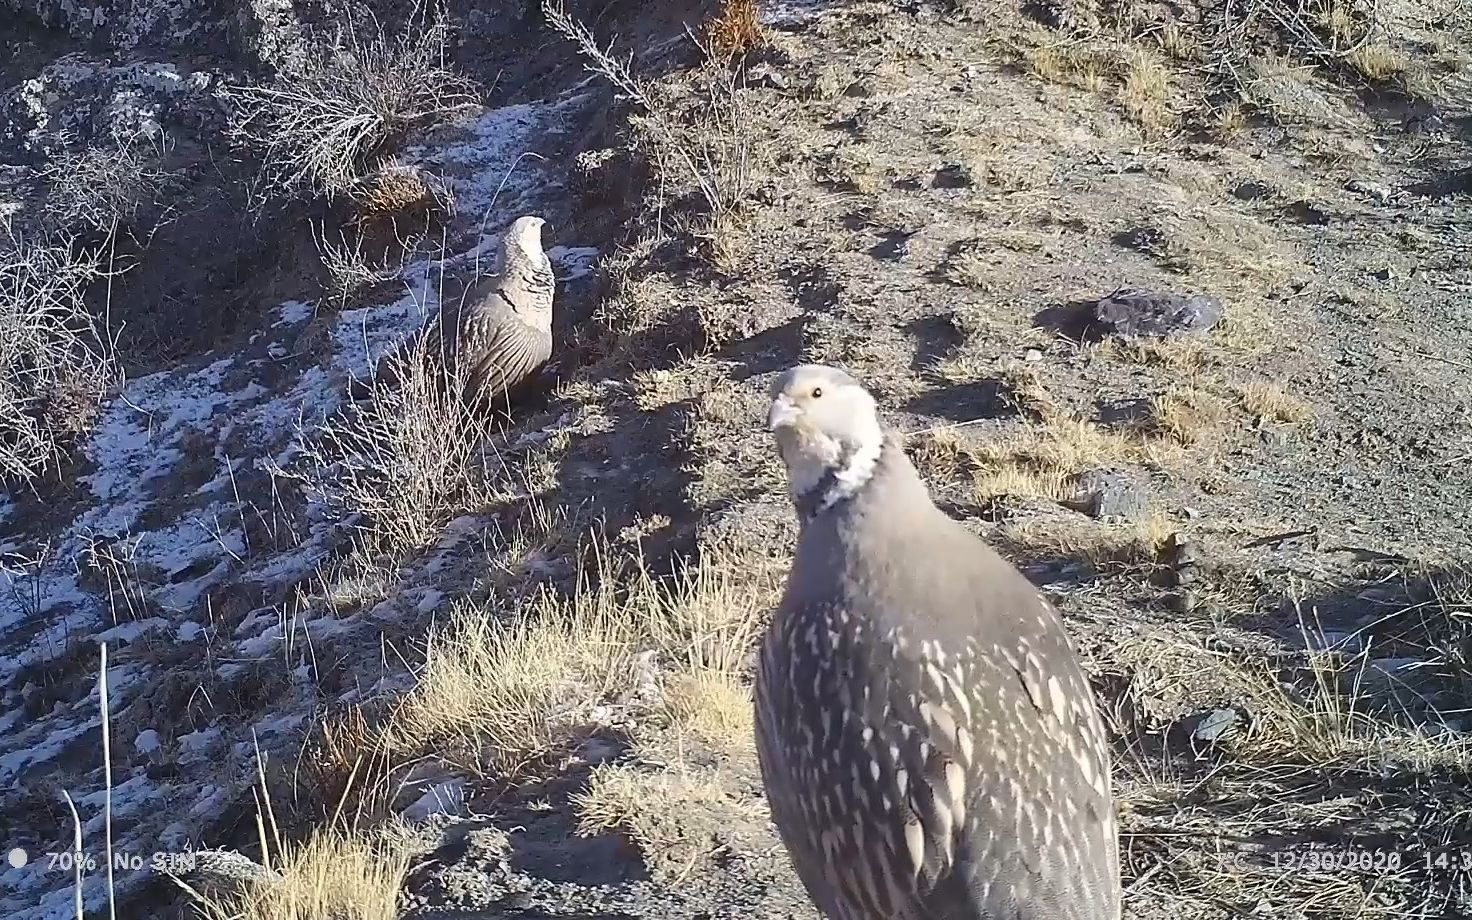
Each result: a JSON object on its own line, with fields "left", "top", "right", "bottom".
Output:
{"left": 0, "top": 227, "right": 119, "bottom": 484}
{"left": 276, "top": 314, "right": 501, "bottom": 556}
{"left": 545, "top": 2, "right": 757, "bottom": 254}
{"left": 225, "top": 5, "right": 478, "bottom": 198}
{"left": 39, "top": 132, "right": 181, "bottom": 233}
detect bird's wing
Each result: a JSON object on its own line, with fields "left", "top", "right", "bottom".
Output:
{"left": 905, "top": 558, "right": 1118, "bottom": 920}
{"left": 459, "top": 312, "right": 553, "bottom": 410}
{"left": 828, "top": 519, "right": 1116, "bottom": 920}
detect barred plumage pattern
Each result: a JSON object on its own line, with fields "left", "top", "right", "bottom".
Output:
{"left": 379, "top": 215, "right": 553, "bottom": 411}
{"left": 755, "top": 432, "right": 1120, "bottom": 920}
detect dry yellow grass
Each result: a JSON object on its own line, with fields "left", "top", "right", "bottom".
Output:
{"left": 662, "top": 671, "right": 754, "bottom": 753}
{"left": 1149, "top": 388, "right": 1233, "bottom": 447}
{"left": 1347, "top": 44, "right": 1408, "bottom": 82}
{"left": 574, "top": 757, "right": 762, "bottom": 882}
{"left": 1231, "top": 650, "right": 1472, "bottom": 771}
{"left": 1023, "top": 41, "right": 1109, "bottom": 93}
{"left": 1233, "top": 380, "right": 1313, "bottom": 424}
{"left": 1120, "top": 48, "right": 1177, "bottom": 136}
{"left": 706, "top": 0, "right": 768, "bottom": 60}
{"left": 382, "top": 592, "right": 639, "bottom": 776}
{"left": 1097, "top": 336, "right": 1212, "bottom": 376}
{"left": 1002, "top": 511, "right": 1176, "bottom": 570}
{"left": 184, "top": 830, "right": 409, "bottom": 920}
{"left": 381, "top": 539, "right": 771, "bottom": 776}
{"left": 969, "top": 416, "right": 1157, "bottom": 502}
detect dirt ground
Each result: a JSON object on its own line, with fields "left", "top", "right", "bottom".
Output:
{"left": 4, "top": 0, "right": 1472, "bottom": 917}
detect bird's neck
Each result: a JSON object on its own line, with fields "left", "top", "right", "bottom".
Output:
{"left": 792, "top": 433, "right": 887, "bottom": 523}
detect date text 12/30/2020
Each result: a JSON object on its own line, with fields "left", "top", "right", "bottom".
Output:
{"left": 1223, "top": 846, "right": 1472, "bottom": 876}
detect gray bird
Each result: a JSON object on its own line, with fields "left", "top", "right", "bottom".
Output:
{"left": 377, "top": 214, "right": 555, "bottom": 413}
{"left": 754, "top": 364, "right": 1121, "bottom": 920}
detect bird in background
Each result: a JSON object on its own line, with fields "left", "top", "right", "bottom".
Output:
{"left": 375, "top": 214, "right": 555, "bottom": 415}
{"left": 754, "top": 363, "right": 1122, "bottom": 920}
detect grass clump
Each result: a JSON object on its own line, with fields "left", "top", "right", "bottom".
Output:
{"left": 0, "top": 228, "right": 118, "bottom": 484}
{"left": 706, "top": 0, "right": 769, "bottom": 61}
{"left": 225, "top": 6, "right": 478, "bottom": 198}
{"left": 1233, "top": 380, "right": 1313, "bottom": 424}
{"left": 281, "top": 319, "right": 500, "bottom": 557}
{"left": 183, "top": 830, "right": 408, "bottom": 920}
{"left": 381, "top": 539, "right": 772, "bottom": 776}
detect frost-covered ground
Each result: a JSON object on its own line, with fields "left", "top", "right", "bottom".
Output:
{"left": 0, "top": 87, "right": 601, "bottom": 918}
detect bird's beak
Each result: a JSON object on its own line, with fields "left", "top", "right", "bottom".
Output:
{"left": 768, "top": 394, "right": 801, "bottom": 431}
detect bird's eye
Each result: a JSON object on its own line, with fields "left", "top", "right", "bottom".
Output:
{"left": 812, "top": 387, "right": 823, "bottom": 398}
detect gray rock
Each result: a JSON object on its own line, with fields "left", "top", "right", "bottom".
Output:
{"left": 1094, "top": 288, "right": 1224, "bottom": 338}
{"left": 10, "top": 0, "right": 306, "bottom": 65}
{"left": 4, "top": 56, "right": 222, "bottom": 157}
{"left": 1191, "top": 708, "right": 1240, "bottom": 744}
{"left": 1073, "top": 468, "right": 1148, "bottom": 521}
{"left": 182, "top": 848, "right": 280, "bottom": 900}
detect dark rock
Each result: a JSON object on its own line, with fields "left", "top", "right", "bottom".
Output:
{"left": 1020, "top": 0, "right": 1071, "bottom": 29}
{"left": 932, "top": 162, "right": 972, "bottom": 189}
{"left": 1112, "top": 225, "right": 1167, "bottom": 254}
{"left": 1094, "top": 288, "right": 1224, "bottom": 338}
{"left": 1073, "top": 468, "right": 1148, "bottom": 521}
{"left": 1232, "top": 180, "right": 1274, "bottom": 201}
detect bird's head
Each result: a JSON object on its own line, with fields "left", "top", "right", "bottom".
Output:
{"left": 767, "top": 364, "right": 885, "bottom": 511}
{"left": 501, "top": 215, "right": 549, "bottom": 265}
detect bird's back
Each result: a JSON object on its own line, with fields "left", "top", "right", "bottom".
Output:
{"left": 755, "top": 438, "right": 1120, "bottom": 920}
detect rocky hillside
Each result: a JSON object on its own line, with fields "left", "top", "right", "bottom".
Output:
{"left": 2, "top": 0, "right": 1471, "bottom": 918}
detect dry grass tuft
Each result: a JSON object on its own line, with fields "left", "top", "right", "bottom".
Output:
{"left": 225, "top": 6, "right": 478, "bottom": 198}
{"left": 276, "top": 316, "right": 501, "bottom": 556}
{"left": 574, "top": 757, "right": 761, "bottom": 882}
{"left": 1233, "top": 380, "right": 1313, "bottom": 424}
{"left": 1231, "top": 647, "right": 1472, "bottom": 771}
{"left": 1346, "top": 43, "right": 1408, "bottom": 82}
{"left": 706, "top": 0, "right": 768, "bottom": 61}
{"left": 0, "top": 227, "right": 119, "bottom": 483}
{"left": 183, "top": 829, "right": 409, "bottom": 920}
{"left": 662, "top": 671, "right": 754, "bottom": 753}
{"left": 381, "top": 539, "right": 772, "bottom": 776}
{"left": 347, "top": 163, "right": 455, "bottom": 226}
{"left": 1148, "top": 388, "right": 1233, "bottom": 447}
{"left": 966, "top": 416, "right": 1154, "bottom": 503}
{"left": 1001, "top": 511, "right": 1176, "bottom": 571}
{"left": 382, "top": 591, "right": 638, "bottom": 777}
{"left": 1120, "top": 48, "right": 1177, "bottom": 136}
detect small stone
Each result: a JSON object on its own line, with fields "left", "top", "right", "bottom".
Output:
{"left": 1023, "top": 348, "right": 1044, "bottom": 362}
{"left": 1191, "top": 708, "right": 1240, "bottom": 744}
{"left": 1372, "top": 266, "right": 1394, "bottom": 281}
{"left": 746, "top": 62, "right": 790, "bottom": 90}
{"left": 1094, "top": 288, "right": 1224, "bottom": 338}
{"left": 176, "top": 621, "right": 203, "bottom": 642}
{"left": 1345, "top": 178, "right": 1392, "bottom": 204}
{"left": 401, "top": 779, "right": 468, "bottom": 823}
{"left": 932, "top": 163, "right": 973, "bottom": 189}
{"left": 134, "top": 729, "right": 161, "bottom": 755}
{"left": 1021, "top": 0, "right": 1071, "bottom": 29}
{"left": 1074, "top": 468, "right": 1148, "bottom": 521}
